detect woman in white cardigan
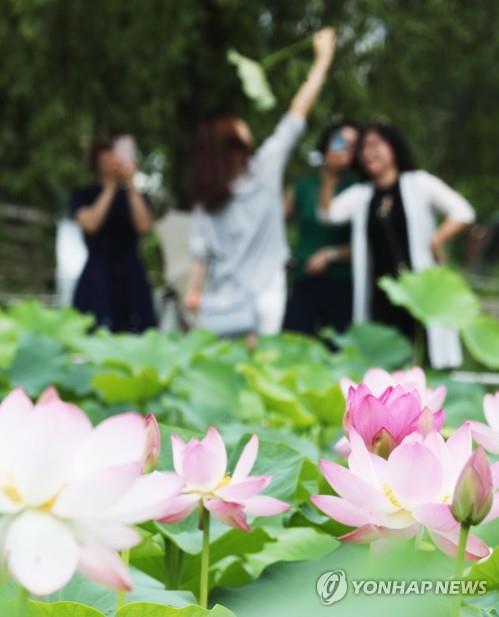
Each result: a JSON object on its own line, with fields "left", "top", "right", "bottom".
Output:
{"left": 319, "top": 123, "right": 475, "bottom": 369}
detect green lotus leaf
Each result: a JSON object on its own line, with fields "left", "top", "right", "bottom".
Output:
{"left": 227, "top": 49, "right": 276, "bottom": 110}
{"left": 379, "top": 267, "right": 480, "bottom": 329}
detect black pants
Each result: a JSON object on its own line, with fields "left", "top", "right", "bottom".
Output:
{"left": 283, "top": 275, "right": 353, "bottom": 337}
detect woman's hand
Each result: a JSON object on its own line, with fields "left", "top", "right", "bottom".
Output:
{"left": 430, "top": 233, "right": 446, "bottom": 263}
{"left": 288, "top": 27, "right": 336, "bottom": 119}
{"left": 184, "top": 288, "right": 202, "bottom": 312}
{"left": 306, "top": 248, "right": 335, "bottom": 274}
{"left": 313, "top": 27, "right": 336, "bottom": 67}
{"left": 430, "top": 219, "right": 470, "bottom": 264}
{"left": 185, "top": 259, "right": 206, "bottom": 313}
{"left": 118, "top": 160, "right": 137, "bottom": 187}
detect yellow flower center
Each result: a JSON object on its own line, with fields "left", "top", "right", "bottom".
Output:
{"left": 38, "top": 495, "right": 58, "bottom": 512}
{"left": 187, "top": 474, "right": 232, "bottom": 499}
{"left": 2, "top": 479, "right": 61, "bottom": 513}
{"left": 216, "top": 475, "right": 232, "bottom": 490}
{"left": 3, "top": 484, "right": 22, "bottom": 505}
{"left": 382, "top": 483, "right": 403, "bottom": 509}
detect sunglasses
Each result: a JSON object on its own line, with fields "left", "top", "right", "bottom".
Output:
{"left": 328, "top": 133, "right": 348, "bottom": 152}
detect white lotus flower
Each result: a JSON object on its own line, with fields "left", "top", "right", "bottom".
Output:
{"left": 0, "top": 388, "right": 182, "bottom": 596}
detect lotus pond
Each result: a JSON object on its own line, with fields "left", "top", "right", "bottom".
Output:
{"left": 0, "top": 267, "right": 498, "bottom": 617}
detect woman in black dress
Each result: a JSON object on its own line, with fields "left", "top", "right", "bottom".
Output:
{"left": 71, "top": 139, "right": 156, "bottom": 332}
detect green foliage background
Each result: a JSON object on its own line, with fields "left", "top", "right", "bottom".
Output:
{"left": 0, "top": 0, "right": 497, "bottom": 219}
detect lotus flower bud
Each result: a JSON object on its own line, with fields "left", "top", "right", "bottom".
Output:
{"left": 143, "top": 413, "right": 161, "bottom": 473}
{"left": 451, "top": 447, "right": 493, "bottom": 526}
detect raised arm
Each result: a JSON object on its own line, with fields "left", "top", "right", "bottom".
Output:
{"left": 120, "top": 160, "right": 152, "bottom": 235}
{"left": 318, "top": 167, "right": 364, "bottom": 224}
{"left": 288, "top": 28, "right": 336, "bottom": 120}
{"left": 75, "top": 181, "right": 117, "bottom": 235}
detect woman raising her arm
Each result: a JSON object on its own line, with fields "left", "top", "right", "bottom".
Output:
{"left": 185, "top": 28, "right": 336, "bottom": 340}
{"left": 319, "top": 123, "right": 475, "bottom": 368}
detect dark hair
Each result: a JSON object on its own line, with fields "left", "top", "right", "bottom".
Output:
{"left": 317, "top": 119, "right": 359, "bottom": 154}
{"left": 190, "top": 116, "right": 252, "bottom": 213}
{"left": 89, "top": 138, "right": 113, "bottom": 174}
{"left": 356, "top": 123, "right": 416, "bottom": 178}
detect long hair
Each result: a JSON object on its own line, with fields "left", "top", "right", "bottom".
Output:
{"left": 356, "top": 123, "right": 417, "bottom": 179}
{"left": 191, "top": 116, "right": 252, "bottom": 213}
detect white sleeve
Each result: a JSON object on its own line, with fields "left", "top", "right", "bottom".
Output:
{"left": 257, "top": 113, "right": 306, "bottom": 173}
{"left": 421, "top": 171, "right": 476, "bottom": 223}
{"left": 317, "top": 184, "right": 366, "bottom": 225}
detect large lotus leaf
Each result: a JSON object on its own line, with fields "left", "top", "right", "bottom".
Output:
{"left": 330, "top": 322, "right": 413, "bottom": 371}
{"left": 45, "top": 570, "right": 193, "bottom": 613}
{"left": 29, "top": 603, "right": 104, "bottom": 616}
{"left": 7, "top": 300, "right": 93, "bottom": 345}
{"left": 179, "top": 526, "right": 338, "bottom": 595}
{"left": 244, "top": 527, "right": 339, "bottom": 579}
{"left": 466, "top": 547, "right": 499, "bottom": 591}
{"left": 279, "top": 364, "right": 345, "bottom": 426}
{"left": 237, "top": 389, "right": 266, "bottom": 423}
{"left": 220, "top": 423, "right": 319, "bottom": 461}
{"left": 0, "top": 600, "right": 104, "bottom": 617}
{"left": 170, "top": 359, "right": 242, "bottom": 429}
{"left": 178, "top": 527, "right": 274, "bottom": 592}
{"left": 227, "top": 432, "right": 307, "bottom": 503}
{"left": 73, "top": 330, "right": 180, "bottom": 382}
{"left": 215, "top": 542, "right": 456, "bottom": 616}
{"left": 462, "top": 592, "right": 499, "bottom": 616}
{"left": 0, "top": 311, "right": 19, "bottom": 368}
{"left": 237, "top": 364, "right": 315, "bottom": 428}
{"left": 144, "top": 521, "right": 270, "bottom": 586}
{"left": 91, "top": 367, "right": 164, "bottom": 404}
{"left": 256, "top": 332, "right": 332, "bottom": 368}
{"left": 461, "top": 314, "right": 499, "bottom": 369}
{"left": 117, "top": 604, "right": 236, "bottom": 617}
{"left": 379, "top": 267, "right": 480, "bottom": 329}
{"left": 227, "top": 49, "right": 276, "bottom": 110}
{"left": 6, "top": 333, "right": 92, "bottom": 397}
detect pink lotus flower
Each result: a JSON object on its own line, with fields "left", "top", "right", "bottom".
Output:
{"left": 160, "top": 427, "right": 289, "bottom": 531}
{"left": 312, "top": 424, "right": 498, "bottom": 560}
{"left": 451, "top": 447, "right": 493, "bottom": 526}
{"left": 340, "top": 367, "right": 447, "bottom": 412}
{"left": 143, "top": 413, "right": 161, "bottom": 473}
{"left": 469, "top": 392, "right": 499, "bottom": 455}
{"left": 336, "top": 382, "right": 445, "bottom": 458}
{"left": 0, "top": 388, "right": 182, "bottom": 596}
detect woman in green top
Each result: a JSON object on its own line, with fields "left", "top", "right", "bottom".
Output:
{"left": 283, "top": 120, "right": 359, "bottom": 336}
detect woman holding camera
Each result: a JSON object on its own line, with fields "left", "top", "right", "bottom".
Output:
{"left": 71, "top": 138, "right": 156, "bottom": 332}
{"left": 284, "top": 120, "right": 359, "bottom": 337}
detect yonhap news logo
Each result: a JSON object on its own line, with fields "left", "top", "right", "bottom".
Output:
{"left": 316, "top": 570, "right": 348, "bottom": 605}
{"left": 316, "top": 570, "right": 488, "bottom": 606}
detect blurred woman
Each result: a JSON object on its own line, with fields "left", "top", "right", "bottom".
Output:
{"left": 71, "top": 137, "right": 156, "bottom": 332}
{"left": 284, "top": 120, "right": 358, "bottom": 336}
{"left": 185, "top": 28, "right": 336, "bottom": 339}
{"left": 319, "top": 123, "right": 475, "bottom": 368}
